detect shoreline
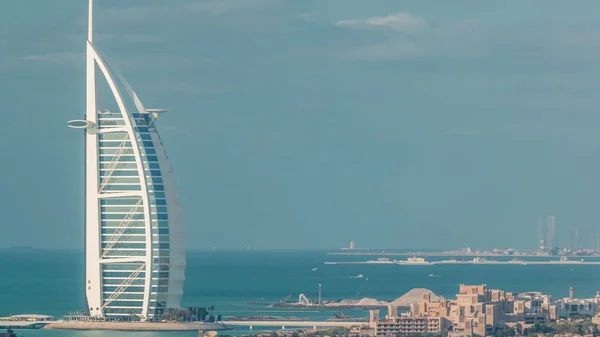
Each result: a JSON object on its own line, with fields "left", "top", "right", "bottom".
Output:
{"left": 328, "top": 252, "right": 600, "bottom": 258}
{"left": 324, "top": 261, "right": 600, "bottom": 265}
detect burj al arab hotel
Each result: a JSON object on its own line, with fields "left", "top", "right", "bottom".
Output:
{"left": 68, "top": 0, "right": 186, "bottom": 321}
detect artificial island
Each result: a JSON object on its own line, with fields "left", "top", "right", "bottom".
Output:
{"left": 325, "top": 256, "right": 600, "bottom": 265}
{"left": 335, "top": 215, "right": 600, "bottom": 259}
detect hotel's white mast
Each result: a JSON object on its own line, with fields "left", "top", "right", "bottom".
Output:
{"left": 88, "top": 0, "right": 94, "bottom": 43}
{"left": 84, "top": 0, "right": 103, "bottom": 317}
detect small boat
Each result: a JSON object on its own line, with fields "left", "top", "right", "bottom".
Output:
{"left": 428, "top": 273, "right": 440, "bottom": 277}
{"left": 311, "top": 268, "right": 318, "bottom": 271}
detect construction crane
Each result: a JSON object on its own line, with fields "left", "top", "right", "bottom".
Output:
{"left": 280, "top": 293, "right": 295, "bottom": 303}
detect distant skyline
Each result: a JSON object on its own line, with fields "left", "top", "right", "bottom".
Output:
{"left": 3, "top": 0, "right": 600, "bottom": 249}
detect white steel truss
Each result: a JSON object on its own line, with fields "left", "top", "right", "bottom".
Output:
{"left": 101, "top": 198, "right": 144, "bottom": 259}
{"left": 101, "top": 263, "right": 146, "bottom": 309}
{"left": 98, "top": 134, "right": 133, "bottom": 194}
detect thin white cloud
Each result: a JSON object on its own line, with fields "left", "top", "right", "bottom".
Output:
{"left": 334, "top": 12, "right": 600, "bottom": 63}
{"left": 331, "top": 14, "right": 490, "bottom": 61}
{"left": 109, "top": 56, "right": 215, "bottom": 71}
{"left": 21, "top": 52, "right": 82, "bottom": 65}
{"left": 102, "top": 0, "right": 277, "bottom": 24}
{"left": 335, "top": 12, "right": 428, "bottom": 34}
{"left": 334, "top": 39, "right": 423, "bottom": 61}
{"left": 517, "top": 30, "right": 600, "bottom": 62}
{"left": 145, "top": 79, "right": 234, "bottom": 96}
{"left": 65, "top": 33, "right": 164, "bottom": 44}
{"left": 20, "top": 52, "right": 210, "bottom": 72}
{"left": 97, "top": 33, "right": 165, "bottom": 43}
{"left": 297, "top": 12, "right": 316, "bottom": 22}
{"left": 186, "top": 0, "right": 276, "bottom": 15}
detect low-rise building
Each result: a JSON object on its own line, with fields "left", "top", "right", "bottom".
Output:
{"left": 374, "top": 284, "right": 600, "bottom": 336}
{"left": 349, "top": 325, "right": 375, "bottom": 337}
{"left": 402, "top": 284, "right": 600, "bottom": 336}
{"left": 554, "top": 287, "right": 598, "bottom": 318}
{"left": 376, "top": 316, "right": 448, "bottom": 336}
{"left": 555, "top": 299, "right": 597, "bottom": 318}
{"left": 364, "top": 308, "right": 450, "bottom": 337}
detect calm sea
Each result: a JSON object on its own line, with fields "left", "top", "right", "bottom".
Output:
{"left": 2, "top": 249, "right": 600, "bottom": 336}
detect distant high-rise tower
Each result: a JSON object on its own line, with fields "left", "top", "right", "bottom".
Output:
{"left": 537, "top": 215, "right": 543, "bottom": 249}
{"left": 538, "top": 239, "right": 547, "bottom": 254}
{"left": 547, "top": 216, "right": 556, "bottom": 249}
{"left": 318, "top": 283, "right": 322, "bottom": 304}
{"left": 349, "top": 241, "right": 356, "bottom": 250}
{"left": 568, "top": 230, "right": 573, "bottom": 251}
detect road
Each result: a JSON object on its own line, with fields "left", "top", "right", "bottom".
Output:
{"left": 223, "top": 320, "right": 367, "bottom": 328}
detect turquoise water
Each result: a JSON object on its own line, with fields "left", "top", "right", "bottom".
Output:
{"left": 2, "top": 249, "right": 600, "bottom": 336}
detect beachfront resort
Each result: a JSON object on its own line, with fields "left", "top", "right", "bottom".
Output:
{"left": 349, "top": 284, "right": 600, "bottom": 337}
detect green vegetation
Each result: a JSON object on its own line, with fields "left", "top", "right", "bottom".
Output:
{"left": 157, "top": 306, "right": 214, "bottom": 322}
{"left": 489, "top": 325, "right": 516, "bottom": 337}
{"left": 481, "top": 319, "right": 599, "bottom": 337}
{"left": 524, "top": 320, "right": 598, "bottom": 336}
{"left": 220, "top": 327, "right": 350, "bottom": 337}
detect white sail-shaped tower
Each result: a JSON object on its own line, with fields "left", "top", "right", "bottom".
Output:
{"left": 68, "top": 0, "right": 186, "bottom": 321}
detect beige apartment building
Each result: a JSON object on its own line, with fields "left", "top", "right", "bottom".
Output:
{"left": 376, "top": 316, "right": 448, "bottom": 336}
{"left": 352, "top": 307, "right": 450, "bottom": 337}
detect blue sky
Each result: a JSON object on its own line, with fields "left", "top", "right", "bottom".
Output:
{"left": 2, "top": 0, "right": 600, "bottom": 249}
